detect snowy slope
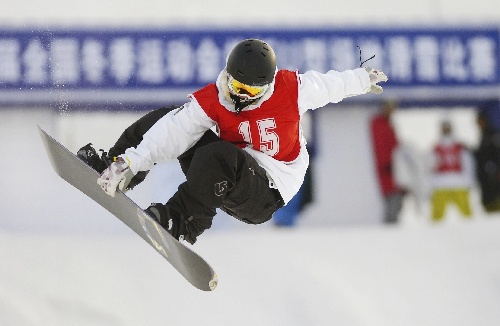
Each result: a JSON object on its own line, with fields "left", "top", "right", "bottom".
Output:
{"left": 1, "top": 218, "right": 500, "bottom": 326}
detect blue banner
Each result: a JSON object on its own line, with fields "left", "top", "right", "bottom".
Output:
{"left": 0, "top": 28, "right": 499, "bottom": 104}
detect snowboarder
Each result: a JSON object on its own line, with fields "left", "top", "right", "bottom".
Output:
{"left": 91, "top": 38, "right": 388, "bottom": 244}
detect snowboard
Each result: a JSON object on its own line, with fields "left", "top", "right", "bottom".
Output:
{"left": 38, "top": 126, "right": 218, "bottom": 291}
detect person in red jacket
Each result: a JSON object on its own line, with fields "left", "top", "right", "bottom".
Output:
{"left": 370, "top": 101, "right": 404, "bottom": 224}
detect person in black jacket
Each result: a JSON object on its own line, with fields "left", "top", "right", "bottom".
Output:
{"left": 475, "top": 109, "right": 500, "bottom": 212}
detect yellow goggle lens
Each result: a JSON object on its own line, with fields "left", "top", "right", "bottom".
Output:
{"left": 229, "top": 78, "right": 266, "bottom": 97}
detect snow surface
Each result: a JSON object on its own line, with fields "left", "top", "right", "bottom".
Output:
{"left": 1, "top": 219, "right": 500, "bottom": 326}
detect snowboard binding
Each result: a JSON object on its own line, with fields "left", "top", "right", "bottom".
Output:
{"left": 77, "top": 143, "right": 111, "bottom": 173}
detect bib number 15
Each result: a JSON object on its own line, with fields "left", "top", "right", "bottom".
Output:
{"left": 238, "top": 118, "right": 279, "bottom": 156}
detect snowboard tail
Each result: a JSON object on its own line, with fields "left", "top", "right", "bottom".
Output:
{"left": 38, "top": 125, "right": 217, "bottom": 291}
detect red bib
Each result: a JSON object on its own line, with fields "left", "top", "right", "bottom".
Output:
{"left": 193, "top": 70, "right": 301, "bottom": 162}
{"left": 434, "top": 143, "right": 463, "bottom": 173}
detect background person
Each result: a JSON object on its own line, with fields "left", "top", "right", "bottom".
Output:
{"left": 428, "top": 120, "right": 475, "bottom": 221}
{"left": 370, "top": 101, "right": 405, "bottom": 224}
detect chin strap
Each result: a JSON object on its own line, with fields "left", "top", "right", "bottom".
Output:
{"left": 230, "top": 93, "right": 256, "bottom": 116}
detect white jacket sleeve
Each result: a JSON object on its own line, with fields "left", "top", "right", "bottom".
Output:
{"left": 121, "top": 100, "right": 215, "bottom": 174}
{"left": 297, "top": 67, "right": 371, "bottom": 115}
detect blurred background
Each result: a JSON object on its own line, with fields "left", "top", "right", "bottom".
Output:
{"left": 1, "top": 1, "right": 500, "bottom": 325}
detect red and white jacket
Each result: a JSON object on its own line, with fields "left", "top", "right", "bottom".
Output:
{"left": 123, "top": 67, "right": 371, "bottom": 204}
{"left": 429, "top": 136, "right": 475, "bottom": 190}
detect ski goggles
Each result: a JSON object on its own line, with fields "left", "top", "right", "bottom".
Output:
{"left": 227, "top": 75, "right": 269, "bottom": 100}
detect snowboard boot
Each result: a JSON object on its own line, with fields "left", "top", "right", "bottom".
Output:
{"left": 77, "top": 143, "right": 112, "bottom": 173}
{"left": 145, "top": 203, "right": 187, "bottom": 242}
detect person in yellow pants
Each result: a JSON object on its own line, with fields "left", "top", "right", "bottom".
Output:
{"left": 431, "top": 188, "right": 472, "bottom": 221}
{"left": 428, "top": 121, "right": 475, "bottom": 222}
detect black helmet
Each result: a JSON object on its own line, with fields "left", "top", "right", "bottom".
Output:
{"left": 226, "top": 39, "right": 277, "bottom": 86}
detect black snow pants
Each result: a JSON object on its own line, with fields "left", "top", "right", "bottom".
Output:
{"left": 172, "top": 130, "right": 284, "bottom": 243}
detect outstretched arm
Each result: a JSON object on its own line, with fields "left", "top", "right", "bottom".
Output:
{"left": 97, "top": 100, "right": 215, "bottom": 197}
{"left": 108, "top": 105, "right": 181, "bottom": 158}
{"left": 297, "top": 67, "right": 387, "bottom": 114}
